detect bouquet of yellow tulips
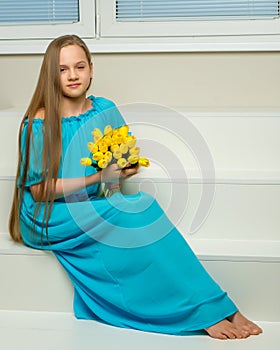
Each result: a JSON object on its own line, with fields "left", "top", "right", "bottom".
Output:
{"left": 80, "top": 124, "right": 150, "bottom": 196}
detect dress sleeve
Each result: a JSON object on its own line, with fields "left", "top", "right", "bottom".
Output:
{"left": 17, "top": 120, "right": 45, "bottom": 187}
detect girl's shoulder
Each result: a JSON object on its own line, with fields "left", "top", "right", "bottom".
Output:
{"left": 22, "top": 108, "right": 45, "bottom": 127}
{"left": 33, "top": 108, "right": 45, "bottom": 120}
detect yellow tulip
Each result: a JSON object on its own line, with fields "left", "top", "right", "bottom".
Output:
{"left": 104, "top": 151, "right": 112, "bottom": 162}
{"left": 129, "top": 146, "right": 140, "bottom": 155}
{"left": 113, "top": 149, "right": 122, "bottom": 160}
{"left": 110, "top": 144, "right": 119, "bottom": 152}
{"left": 88, "top": 142, "right": 98, "bottom": 154}
{"left": 92, "top": 151, "right": 104, "bottom": 161}
{"left": 103, "top": 135, "right": 112, "bottom": 146}
{"left": 80, "top": 157, "right": 92, "bottom": 166}
{"left": 112, "top": 132, "right": 124, "bottom": 145}
{"left": 119, "top": 143, "right": 128, "bottom": 154}
{"left": 127, "top": 154, "right": 139, "bottom": 164}
{"left": 98, "top": 141, "right": 108, "bottom": 153}
{"left": 92, "top": 128, "right": 103, "bottom": 143}
{"left": 92, "top": 127, "right": 103, "bottom": 137}
{"left": 138, "top": 157, "right": 150, "bottom": 167}
{"left": 93, "top": 135, "right": 102, "bottom": 143}
{"left": 98, "top": 159, "right": 108, "bottom": 169}
{"left": 104, "top": 125, "right": 113, "bottom": 135}
{"left": 119, "top": 125, "right": 129, "bottom": 136}
{"left": 117, "top": 158, "right": 127, "bottom": 169}
{"left": 125, "top": 136, "right": 137, "bottom": 148}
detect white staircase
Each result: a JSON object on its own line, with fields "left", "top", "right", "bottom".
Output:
{"left": 0, "top": 108, "right": 279, "bottom": 349}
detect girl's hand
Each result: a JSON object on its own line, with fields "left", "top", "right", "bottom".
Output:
{"left": 101, "top": 163, "right": 139, "bottom": 184}
{"left": 121, "top": 163, "right": 139, "bottom": 179}
{"left": 101, "top": 163, "right": 122, "bottom": 183}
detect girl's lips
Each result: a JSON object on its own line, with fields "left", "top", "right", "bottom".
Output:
{"left": 67, "top": 83, "right": 81, "bottom": 88}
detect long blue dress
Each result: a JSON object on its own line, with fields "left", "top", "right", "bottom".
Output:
{"left": 19, "top": 95, "right": 238, "bottom": 335}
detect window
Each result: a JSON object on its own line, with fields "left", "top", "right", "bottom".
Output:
{"left": 99, "top": 0, "right": 280, "bottom": 37}
{"left": 1, "top": 1, "right": 280, "bottom": 53}
{"left": 0, "top": 0, "right": 79, "bottom": 25}
{"left": 116, "top": 0, "right": 279, "bottom": 21}
{"left": 0, "top": 0, "right": 95, "bottom": 40}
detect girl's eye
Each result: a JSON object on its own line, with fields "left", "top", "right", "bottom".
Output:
{"left": 60, "top": 67, "right": 66, "bottom": 72}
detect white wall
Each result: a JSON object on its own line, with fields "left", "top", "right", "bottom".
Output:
{"left": 1, "top": 52, "right": 280, "bottom": 109}
{"left": 1, "top": 51, "right": 279, "bottom": 247}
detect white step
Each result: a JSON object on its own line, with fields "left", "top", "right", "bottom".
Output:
{"left": 0, "top": 234, "right": 73, "bottom": 313}
{"left": 0, "top": 108, "right": 279, "bottom": 331}
{"left": 1, "top": 178, "right": 280, "bottom": 321}
{"left": 0, "top": 310, "right": 278, "bottom": 350}
{"left": 1, "top": 107, "right": 280, "bottom": 179}
{"left": 0, "top": 232, "right": 279, "bottom": 322}
{"left": 2, "top": 178, "right": 280, "bottom": 241}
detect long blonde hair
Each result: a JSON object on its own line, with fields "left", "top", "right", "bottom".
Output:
{"left": 9, "top": 35, "right": 92, "bottom": 242}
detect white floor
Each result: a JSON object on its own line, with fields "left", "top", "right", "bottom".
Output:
{"left": 0, "top": 310, "right": 278, "bottom": 350}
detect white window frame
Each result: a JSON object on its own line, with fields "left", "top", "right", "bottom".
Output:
{"left": 0, "top": 0, "right": 95, "bottom": 40}
{"left": 2, "top": 1, "right": 280, "bottom": 53}
{"left": 98, "top": 0, "right": 280, "bottom": 38}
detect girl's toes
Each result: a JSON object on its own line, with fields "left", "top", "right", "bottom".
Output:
{"left": 240, "top": 329, "right": 250, "bottom": 338}
{"left": 251, "top": 326, "right": 263, "bottom": 335}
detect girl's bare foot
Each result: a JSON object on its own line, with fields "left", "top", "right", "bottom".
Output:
{"left": 227, "top": 311, "right": 263, "bottom": 336}
{"left": 205, "top": 319, "right": 250, "bottom": 340}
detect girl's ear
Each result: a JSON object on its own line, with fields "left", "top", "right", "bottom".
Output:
{"left": 90, "top": 62, "right": 94, "bottom": 79}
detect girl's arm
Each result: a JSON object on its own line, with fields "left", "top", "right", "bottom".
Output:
{"left": 30, "top": 163, "right": 138, "bottom": 201}
{"left": 30, "top": 172, "right": 101, "bottom": 202}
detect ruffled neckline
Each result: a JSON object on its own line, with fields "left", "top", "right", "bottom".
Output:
{"left": 26, "top": 95, "right": 96, "bottom": 124}
{"left": 61, "top": 95, "right": 95, "bottom": 122}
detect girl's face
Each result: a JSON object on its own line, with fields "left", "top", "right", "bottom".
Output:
{"left": 59, "top": 44, "right": 93, "bottom": 99}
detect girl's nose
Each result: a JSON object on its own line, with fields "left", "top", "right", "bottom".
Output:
{"left": 68, "top": 68, "right": 78, "bottom": 80}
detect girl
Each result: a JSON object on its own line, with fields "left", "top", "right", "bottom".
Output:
{"left": 9, "top": 34, "right": 262, "bottom": 340}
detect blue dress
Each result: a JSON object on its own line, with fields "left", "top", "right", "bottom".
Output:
{"left": 19, "top": 96, "right": 238, "bottom": 335}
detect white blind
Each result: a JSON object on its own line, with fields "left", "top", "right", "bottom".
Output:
{"left": 116, "top": 0, "right": 280, "bottom": 21}
{"left": 0, "top": 0, "right": 79, "bottom": 25}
